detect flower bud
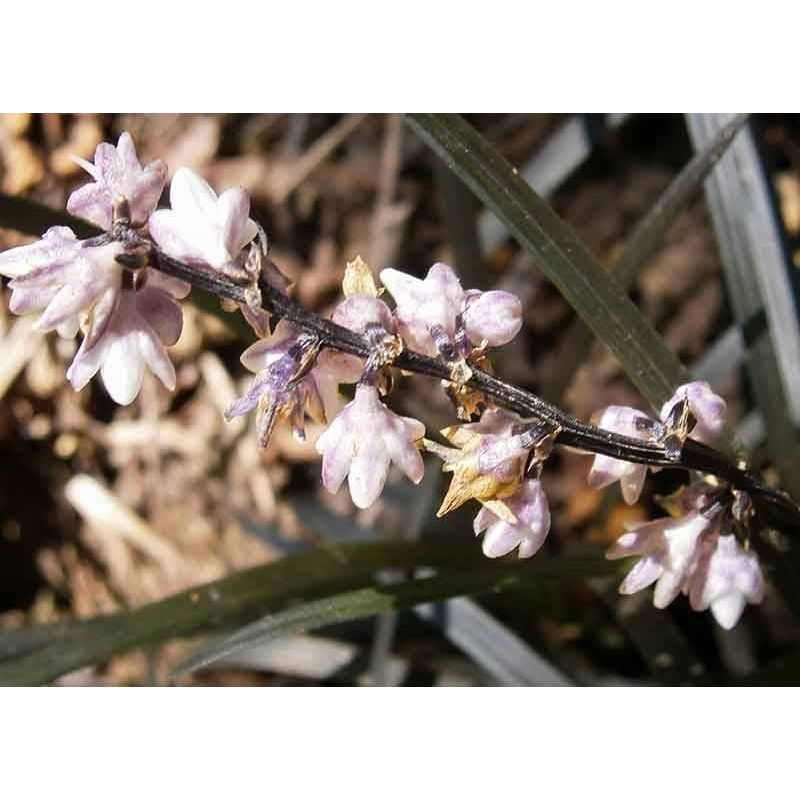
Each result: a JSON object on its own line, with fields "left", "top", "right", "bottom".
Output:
{"left": 462, "top": 289, "right": 523, "bottom": 347}
{"left": 661, "top": 381, "right": 726, "bottom": 444}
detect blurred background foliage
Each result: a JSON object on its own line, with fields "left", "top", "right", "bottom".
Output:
{"left": 1, "top": 113, "right": 800, "bottom": 685}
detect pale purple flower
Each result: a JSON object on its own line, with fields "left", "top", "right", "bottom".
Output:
{"left": 607, "top": 510, "right": 764, "bottom": 629}
{"left": 0, "top": 226, "right": 124, "bottom": 339}
{"left": 148, "top": 167, "right": 258, "bottom": 270}
{"left": 66, "top": 278, "right": 183, "bottom": 405}
{"left": 379, "top": 263, "right": 463, "bottom": 356}
{"left": 685, "top": 529, "right": 765, "bottom": 629}
{"left": 379, "top": 263, "right": 522, "bottom": 357}
{"left": 587, "top": 405, "right": 654, "bottom": 504}
{"left": 225, "top": 321, "right": 339, "bottom": 444}
{"left": 315, "top": 384, "right": 425, "bottom": 509}
{"left": 474, "top": 479, "right": 551, "bottom": 558}
{"left": 661, "top": 381, "right": 727, "bottom": 444}
{"left": 606, "top": 511, "right": 712, "bottom": 609}
{"left": 317, "top": 295, "right": 397, "bottom": 384}
{"left": 67, "top": 132, "right": 167, "bottom": 230}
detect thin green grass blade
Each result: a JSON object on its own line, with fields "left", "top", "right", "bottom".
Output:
{"left": 0, "top": 538, "right": 471, "bottom": 685}
{"left": 0, "top": 536, "right": 610, "bottom": 685}
{"left": 543, "top": 114, "right": 749, "bottom": 403}
{"left": 174, "top": 554, "right": 614, "bottom": 678}
{"left": 404, "top": 113, "right": 688, "bottom": 412}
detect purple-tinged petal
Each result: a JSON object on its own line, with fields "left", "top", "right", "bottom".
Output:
{"left": 620, "top": 465, "right": 648, "bottom": 505}
{"left": 474, "top": 479, "right": 550, "bottom": 560}
{"left": 224, "top": 371, "right": 273, "bottom": 419}
{"left": 482, "top": 521, "right": 523, "bottom": 558}
{"left": 145, "top": 270, "right": 191, "bottom": 300}
{"left": 136, "top": 285, "right": 183, "bottom": 346}
{"left": 332, "top": 296, "right": 396, "bottom": 336}
{"left": 66, "top": 182, "right": 113, "bottom": 230}
{"left": 348, "top": 441, "right": 392, "bottom": 509}
{"left": 462, "top": 290, "right": 523, "bottom": 347}
{"left": 138, "top": 328, "right": 177, "bottom": 392}
{"left": 0, "top": 226, "right": 80, "bottom": 279}
{"left": 619, "top": 556, "right": 663, "bottom": 594}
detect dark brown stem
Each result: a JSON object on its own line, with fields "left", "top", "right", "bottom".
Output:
{"left": 144, "top": 240, "right": 800, "bottom": 535}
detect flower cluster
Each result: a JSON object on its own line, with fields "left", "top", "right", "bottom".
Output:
{"left": 589, "top": 382, "right": 764, "bottom": 628}
{"left": 0, "top": 131, "right": 770, "bottom": 631}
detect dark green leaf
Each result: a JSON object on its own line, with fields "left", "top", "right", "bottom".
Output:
{"left": 0, "top": 535, "right": 611, "bottom": 685}
{"left": 175, "top": 553, "right": 614, "bottom": 677}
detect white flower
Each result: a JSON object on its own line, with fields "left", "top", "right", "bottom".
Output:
{"left": 148, "top": 167, "right": 271, "bottom": 335}
{"left": 606, "top": 510, "right": 765, "bottom": 628}
{"left": 148, "top": 167, "right": 258, "bottom": 270}
{"left": 315, "top": 384, "right": 425, "bottom": 509}
{"left": 461, "top": 289, "right": 523, "bottom": 347}
{"left": 66, "top": 278, "right": 183, "bottom": 405}
{"left": 474, "top": 479, "right": 551, "bottom": 558}
{"left": 67, "top": 132, "right": 167, "bottom": 230}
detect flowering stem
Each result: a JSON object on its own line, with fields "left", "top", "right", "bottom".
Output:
{"left": 140, "top": 237, "right": 800, "bottom": 535}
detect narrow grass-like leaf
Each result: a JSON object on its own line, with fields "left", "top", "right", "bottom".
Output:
{"left": 174, "top": 554, "right": 613, "bottom": 677}
{"left": 543, "top": 114, "right": 749, "bottom": 403}
{"left": 0, "top": 538, "right": 474, "bottom": 685}
{"left": 478, "top": 114, "right": 630, "bottom": 253}
{"left": 405, "top": 113, "right": 687, "bottom": 412}
{"left": 0, "top": 537, "right": 611, "bottom": 685}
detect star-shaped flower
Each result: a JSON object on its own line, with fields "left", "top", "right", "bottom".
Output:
{"left": 315, "top": 384, "right": 425, "bottom": 509}
{"left": 66, "top": 276, "right": 183, "bottom": 405}
{"left": 67, "top": 131, "right": 167, "bottom": 230}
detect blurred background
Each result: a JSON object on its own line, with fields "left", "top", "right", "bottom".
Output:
{"left": 1, "top": 113, "right": 800, "bottom": 686}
